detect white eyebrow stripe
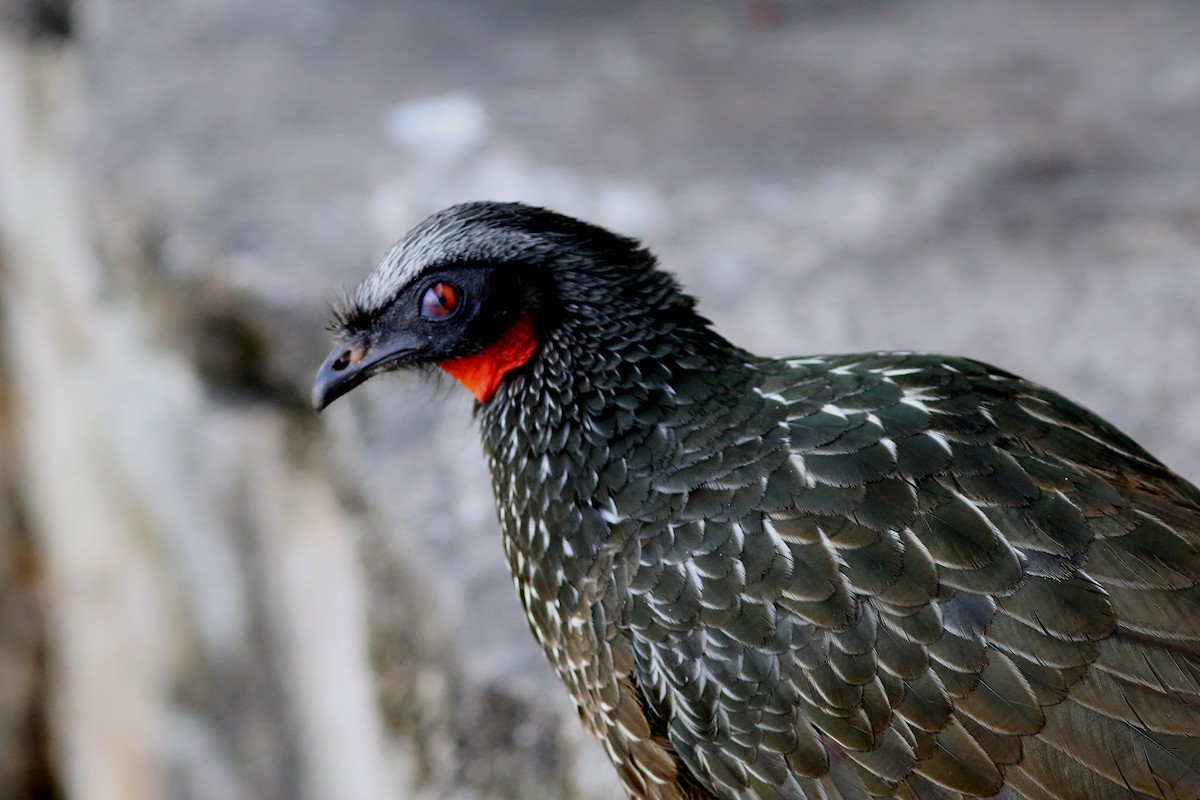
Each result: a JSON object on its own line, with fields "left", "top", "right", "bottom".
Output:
{"left": 356, "top": 218, "right": 543, "bottom": 312}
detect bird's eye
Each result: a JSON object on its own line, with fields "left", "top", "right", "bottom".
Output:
{"left": 420, "top": 282, "right": 460, "bottom": 319}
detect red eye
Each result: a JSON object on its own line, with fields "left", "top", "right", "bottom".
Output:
{"left": 420, "top": 282, "right": 459, "bottom": 319}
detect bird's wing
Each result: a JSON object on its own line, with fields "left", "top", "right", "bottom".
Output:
{"left": 626, "top": 353, "right": 1200, "bottom": 800}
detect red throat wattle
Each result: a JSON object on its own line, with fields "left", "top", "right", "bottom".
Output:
{"left": 438, "top": 314, "right": 538, "bottom": 403}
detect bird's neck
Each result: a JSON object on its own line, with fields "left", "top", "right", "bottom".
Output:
{"left": 479, "top": 309, "right": 751, "bottom": 559}
{"left": 489, "top": 308, "right": 748, "bottom": 443}
{"left": 476, "top": 303, "right": 759, "bottom": 686}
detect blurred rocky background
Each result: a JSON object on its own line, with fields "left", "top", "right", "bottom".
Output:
{"left": 1, "top": 0, "right": 1199, "bottom": 798}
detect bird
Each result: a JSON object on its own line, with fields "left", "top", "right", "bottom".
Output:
{"left": 313, "top": 201, "right": 1200, "bottom": 800}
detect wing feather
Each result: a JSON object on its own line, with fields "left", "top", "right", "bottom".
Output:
{"left": 623, "top": 353, "right": 1200, "bottom": 798}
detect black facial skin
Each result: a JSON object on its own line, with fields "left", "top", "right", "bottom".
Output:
{"left": 313, "top": 264, "right": 543, "bottom": 410}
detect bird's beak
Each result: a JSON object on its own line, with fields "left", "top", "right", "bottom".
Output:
{"left": 311, "top": 331, "right": 426, "bottom": 412}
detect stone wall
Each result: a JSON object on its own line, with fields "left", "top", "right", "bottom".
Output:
{"left": 1, "top": 1, "right": 1198, "bottom": 799}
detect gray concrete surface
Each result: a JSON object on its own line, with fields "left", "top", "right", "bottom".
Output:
{"left": 1, "top": 0, "right": 1199, "bottom": 798}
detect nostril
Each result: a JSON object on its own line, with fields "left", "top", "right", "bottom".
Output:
{"left": 332, "top": 343, "right": 369, "bottom": 371}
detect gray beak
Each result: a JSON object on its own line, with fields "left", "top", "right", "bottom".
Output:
{"left": 312, "top": 342, "right": 372, "bottom": 411}
{"left": 311, "top": 329, "right": 429, "bottom": 411}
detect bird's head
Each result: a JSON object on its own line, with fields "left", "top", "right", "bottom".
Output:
{"left": 312, "top": 201, "right": 693, "bottom": 411}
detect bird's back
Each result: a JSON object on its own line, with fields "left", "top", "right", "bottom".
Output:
{"left": 484, "top": 347, "right": 1200, "bottom": 800}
